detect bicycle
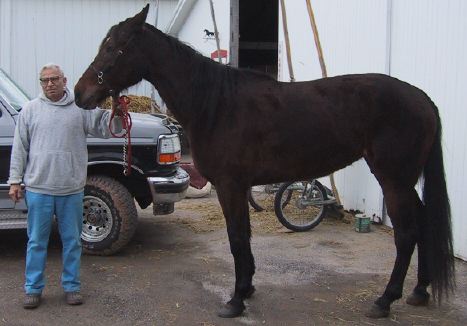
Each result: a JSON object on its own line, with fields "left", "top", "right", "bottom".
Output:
{"left": 248, "top": 183, "right": 282, "bottom": 212}
{"left": 248, "top": 179, "right": 336, "bottom": 232}
{"left": 274, "top": 180, "right": 336, "bottom": 232}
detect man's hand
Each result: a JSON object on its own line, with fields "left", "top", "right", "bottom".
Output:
{"left": 112, "top": 97, "right": 125, "bottom": 117}
{"left": 9, "top": 184, "right": 23, "bottom": 202}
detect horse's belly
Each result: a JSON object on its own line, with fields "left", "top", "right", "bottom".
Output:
{"left": 251, "top": 142, "right": 363, "bottom": 184}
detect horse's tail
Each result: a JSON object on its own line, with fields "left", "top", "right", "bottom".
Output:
{"left": 422, "top": 107, "right": 455, "bottom": 302}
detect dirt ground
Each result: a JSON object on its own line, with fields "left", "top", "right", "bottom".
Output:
{"left": 0, "top": 191, "right": 466, "bottom": 326}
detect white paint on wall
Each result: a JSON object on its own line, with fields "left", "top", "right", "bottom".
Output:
{"left": 277, "top": 0, "right": 467, "bottom": 259}
{"left": 177, "top": 0, "right": 230, "bottom": 62}
{"left": 278, "top": 0, "right": 388, "bottom": 219}
{"left": 0, "top": 0, "right": 178, "bottom": 99}
{"left": 2, "top": 0, "right": 466, "bottom": 259}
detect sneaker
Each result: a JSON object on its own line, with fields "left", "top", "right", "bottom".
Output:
{"left": 23, "top": 293, "right": 41, "bottom": 309}
{"left": 65, "top": 291, "right": 83, "bottom": 305}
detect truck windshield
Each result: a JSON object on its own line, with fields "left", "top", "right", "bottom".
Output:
{"left": 0, "top": 69, "right": 30, "bottom": 112}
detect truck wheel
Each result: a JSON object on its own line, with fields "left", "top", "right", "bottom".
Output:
{"left": 82, "top": 175, "right": 138, "bottom": 255}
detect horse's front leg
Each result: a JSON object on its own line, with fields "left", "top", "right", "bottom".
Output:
{"left": 215, "top": 181, "right": 255, "bottom": 318}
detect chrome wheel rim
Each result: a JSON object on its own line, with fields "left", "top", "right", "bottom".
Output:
{"left": 82, "top": 195, "right": 113, "bottom": 242}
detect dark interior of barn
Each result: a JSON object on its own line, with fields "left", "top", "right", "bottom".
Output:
{"left": 238, "top": 0, "right": 278, "bottom": 78}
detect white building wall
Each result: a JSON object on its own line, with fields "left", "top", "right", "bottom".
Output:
{"left": 176, "top": 0, "right": 230, "bottom": 62}
{"left": 170, "top": 0, "right": 467, "bottom": 258}
{"left": 3, "top": 0, "right": 465, "bottom": 259}
{"left": 278, "top": 0, "right": 388, "bottom": 218}
{"left": 279, "top": 0, "right": 467, "bottom": 259}
{"left": 389, "top": 0, "right": 467, "bottom": 260}
{"left": 0, "top": 0, "right": 178, "bottom": 99}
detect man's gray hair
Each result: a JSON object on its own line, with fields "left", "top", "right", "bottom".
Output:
{"left": 39, "top": 63, "right": 64, "bottom": 77}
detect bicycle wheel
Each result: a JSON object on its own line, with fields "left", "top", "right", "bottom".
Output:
{"left": 274, "top": 180, "right": 328, "bottom": 232}
{"left": 248, "top": 184, "right": 278, "bottom": 212}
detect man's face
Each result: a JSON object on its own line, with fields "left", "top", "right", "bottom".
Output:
{"left": 40, "top": 67, "right": 67, "bottom": 102}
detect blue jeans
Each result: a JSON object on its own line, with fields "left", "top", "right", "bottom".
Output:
{"left": 24, "top": 190, "right": 83, "bottom": 294}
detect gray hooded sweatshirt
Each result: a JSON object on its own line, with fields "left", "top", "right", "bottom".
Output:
{"left": 8, "top": 88, "right": 121, "bottom": 195}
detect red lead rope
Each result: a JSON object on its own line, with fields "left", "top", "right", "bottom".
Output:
{"left": 110, "top": 95, "right": 132, "bottom": 176}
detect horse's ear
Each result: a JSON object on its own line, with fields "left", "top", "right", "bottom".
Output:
{"left": 130, "top": 4, "right": 149, "bottom": 29}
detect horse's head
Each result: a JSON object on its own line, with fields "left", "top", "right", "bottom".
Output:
{"left": 74, "top": 4, "right": 149, "bottom": 109}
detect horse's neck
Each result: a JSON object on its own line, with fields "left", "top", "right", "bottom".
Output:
{"left": 142, "top": 30, "right": 212, "bottom": 129}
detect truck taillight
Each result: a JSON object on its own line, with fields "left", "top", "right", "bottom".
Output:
{"left": 158, "top": 134, "right": 181, "bottom": 164}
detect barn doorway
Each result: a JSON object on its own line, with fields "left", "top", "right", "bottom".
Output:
{"left": 237, "top": 0, "right": 279, "bottom": 78}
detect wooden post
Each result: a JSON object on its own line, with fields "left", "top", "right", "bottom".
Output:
{"left": 279, "top": 0, "right": 295, "bottom": 82}
{"left": 151, "top": 0, "right": 161, "bottom": 114}
{"left": 209, "top": 0, "right": 223, "bottom": 63}
{"left": 305, "top": 0, "right": 341, "bottom": 206}
{"left": 305, "top": 0, "right": 327, "bottom": 78}
{"left": 229, "top": 0, "right": 239, "bottom": 67}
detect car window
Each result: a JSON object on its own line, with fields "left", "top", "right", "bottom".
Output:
{"left": 0, "top": 69, "right": 30, "bottom": 112}
{"left": 0, "top": 105, "right": 14, "bottom": 133}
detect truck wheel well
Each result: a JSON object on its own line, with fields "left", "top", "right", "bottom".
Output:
{"left": 87, "top": 163, "right": 152, "bottom": 209}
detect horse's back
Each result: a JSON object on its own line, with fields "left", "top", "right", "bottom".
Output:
{"left": 274, "top": 73, "right": 438, "bottom": 153}
{"left": 296, "top": 74, "right": 439, "bottom": 184}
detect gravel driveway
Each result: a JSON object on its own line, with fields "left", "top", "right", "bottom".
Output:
{"left": 0, "top": 192, "right": 466, "bottom": 325}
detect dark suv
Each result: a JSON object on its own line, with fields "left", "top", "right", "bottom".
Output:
{"left": 0, "top": 69, "right": 189, "bottom": 255}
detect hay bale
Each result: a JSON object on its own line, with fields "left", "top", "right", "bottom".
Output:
{"left": 101, "top": 95, "right": 162, "bottom": 114}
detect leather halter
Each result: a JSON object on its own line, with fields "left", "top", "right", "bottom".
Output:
{"left": 89, "top": 34, "right": 137, "bottom": 96}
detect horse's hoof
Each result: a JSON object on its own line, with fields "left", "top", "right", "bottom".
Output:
{"left": 406, "top": 291, "right": 430, "bottom": 306}
{"left": 365, "top": 303, "right": 390, "bottom": 319}
{"left": 217, "top": 302, "right": 245, "bottom": 318}
{"left": 245, "top": 286, "right": 256, "bottom": 299}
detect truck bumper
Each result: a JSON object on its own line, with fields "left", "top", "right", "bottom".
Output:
{"left": 147, "top": 167, "right": 190, "bottom": 205}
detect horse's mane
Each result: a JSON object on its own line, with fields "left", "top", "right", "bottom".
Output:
{"left": 142, "top": 23, "right": 277, "bottom": 129}
{"left": 143, "top": 23, "right": 274, "bottom": 82}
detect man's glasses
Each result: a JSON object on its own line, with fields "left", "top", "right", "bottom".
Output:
{"left": 39, "top": 76, "right": 62, "bottom": 85}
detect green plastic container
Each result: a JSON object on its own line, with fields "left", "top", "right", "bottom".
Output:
{"left": 355, "top": 214, "right": 371, "bottom": 233}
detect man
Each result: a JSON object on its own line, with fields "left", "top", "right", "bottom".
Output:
{"left": 8, "top": 63, "right": 121, "bottom": 309}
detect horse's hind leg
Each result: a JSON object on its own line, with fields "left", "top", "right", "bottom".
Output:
{"left": 366, "top": 184, "right": 421, "bottom": 318}
{"left": 215, "top": 181, "right": 255, "bottom": 318}
{"left": 406, "top": 210, "right": 431, "bottom": 306}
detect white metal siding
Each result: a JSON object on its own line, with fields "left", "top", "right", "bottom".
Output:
{"left": 390, "top": 0, "right": 467, "bottom": 259}
{"left": 277, "top": 0, "right": 467, "bottom": 259}
{"left": 176, "top": 0, "right": 230, "bottom": 61}
{"left": 174, "top": 0, "right": 467, "bottom": 259}
{"left": 2, "top": 0, "right": 466, "bottom": 259}
{"left": 0, "top": 0, "right": 177, "bottom": 98}
{"left": 278, "top": 0, "right": 388, "bottom": 217}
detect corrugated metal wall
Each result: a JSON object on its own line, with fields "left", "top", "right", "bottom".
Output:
{"left": 278, "top": 0, "right": 389, "bottom": 219}
{"left": 279, "top": 0, "right": 467, "bottom": 259}
{"left": 2, "top": 0, "right": 466, "bottom": 259}
{"left": 176, "top": 0, "right": 230, "bottom": 59}
{"left": 0, "top": 0, "right": 178, "bottom": 99}
{"left": 389, "top": 0, "right": 467, "bottom": 260}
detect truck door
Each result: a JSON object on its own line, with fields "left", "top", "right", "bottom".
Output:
{"left": 0, "top": 103, "right": 16, "bottom": 209}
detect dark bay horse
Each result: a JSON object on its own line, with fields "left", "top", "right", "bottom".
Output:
{"left": 74, "top": 5, "right": 454, "bottom": 319}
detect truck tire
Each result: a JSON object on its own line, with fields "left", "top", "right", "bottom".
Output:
{"left": 82, "top": 175, "right": 138, "bottom": 255}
